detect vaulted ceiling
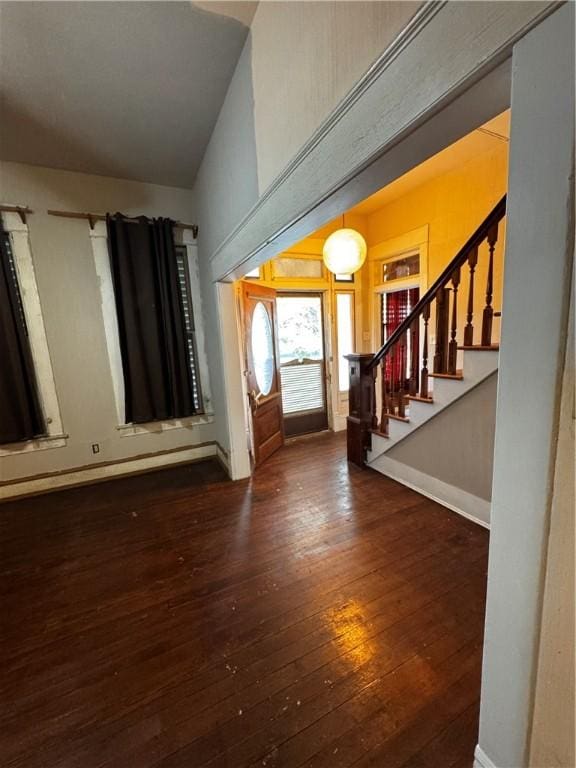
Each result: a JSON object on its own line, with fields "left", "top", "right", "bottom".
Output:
{"left": 0, "top": 1, "right": 257, "bottom": 188}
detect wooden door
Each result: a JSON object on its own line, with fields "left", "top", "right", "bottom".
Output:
{"left": 242, "top": 282, "right": 284, "bottom": 465}
{"left": 277, "top": 293, "right": 329, "bottom": 438}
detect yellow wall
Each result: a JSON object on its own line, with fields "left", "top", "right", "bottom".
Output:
{"left": 367, "top": 142, "right": 508, "bottom": 272}
{"left": 366, "top": 141, "right": 508, "bottom": 344}
{"left": 261, "top": 134, "right": 508, "bottom": 363}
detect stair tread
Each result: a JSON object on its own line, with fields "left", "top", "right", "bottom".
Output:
{"left": 370, "top": 429, "right": 389, "bottom": 438}
{"left": 407, "top": 395, "right": 434, "bottom": 404}
{"left": 386, "top": 413, "right": 410, "bottom": 423}
{"left": 458, "top": 344, "right": 500, "bottom": 351}
{"left": 428, "top": 370, "right": 464, "bottom": 380}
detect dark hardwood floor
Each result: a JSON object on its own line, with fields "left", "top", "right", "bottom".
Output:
{"left": 0, "top": 432, "right": 489, "bottom": 768}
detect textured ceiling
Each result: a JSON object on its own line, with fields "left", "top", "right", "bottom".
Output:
{"left": 0, "top": 1, "right": 257, "bottom": 188}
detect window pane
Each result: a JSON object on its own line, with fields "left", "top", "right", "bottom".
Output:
{"left": 251, "top": 302, "right": 275, "bottom": 395}
{"left": 274, "top": 257, "right": 323, "bottom": 278}
{"left": 336, "top": 293, "right": 354, "bottom": 391}
{"left": 277, "top": 295, "right": 323, "bottom": 364}
{"left": 383, "top": 254, "right": 420, "bottom": 281}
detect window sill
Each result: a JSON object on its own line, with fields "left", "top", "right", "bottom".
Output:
{"left": 0, "top": 434, "right": 68, "bottom": 456}
{"left": 117, "top": 413, "right": 215, "bottom": 437}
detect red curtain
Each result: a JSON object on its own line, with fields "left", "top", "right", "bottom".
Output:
{"left": 383, "top": 288, "right": 419, "bottom": 388}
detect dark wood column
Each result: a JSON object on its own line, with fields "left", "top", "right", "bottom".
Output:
{"left": 345, "top": 353, "right": 376, "bottom": 467}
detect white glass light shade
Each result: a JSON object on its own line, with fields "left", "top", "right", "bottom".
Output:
{"left": 322, "top": 228, "right": 367, "bottom": 275}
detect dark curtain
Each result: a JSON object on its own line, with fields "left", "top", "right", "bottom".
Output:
{"left": 106, "top": 214, "right": 196, "bottom": 424}
{"left": 0, "top": 223, "right": 45, "bottom": 443}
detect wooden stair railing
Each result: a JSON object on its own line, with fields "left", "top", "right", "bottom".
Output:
{"left": 346, "top": 194, "right": 506, "bottom": 467}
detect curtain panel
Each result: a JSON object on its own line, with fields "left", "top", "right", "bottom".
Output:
{"left": 0, "top": 222, "right": 45, "bottom": 443}
{"left": 383, "top": 287, "right": 420, "bottom": 389}
{"left": 106, "top": 214, "right": 197, "bottom": 424}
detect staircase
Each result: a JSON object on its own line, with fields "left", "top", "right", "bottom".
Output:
{"left": 345, "top": 196, "right": 506, "bottom": 518}
{"left": 368, "top": 346, "right": 499, "bottom": 461}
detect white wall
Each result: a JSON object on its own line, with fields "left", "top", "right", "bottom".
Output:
{"left": 195, "top": 1, "right": 421, "bottom": 261}
{"left": 529, "top": 279, "right": 575, "bottom": 767}
{"left": 388, "top": 374, "right": 497, "bottom": 503}
{"left": 249, "top": 1, "right": 422, "bottom": 193}
{"left": 476, "top": 5, "right": 575, "bottom": 767}
{"left": 0, "top": 161, "right": 219, "bottom": 488}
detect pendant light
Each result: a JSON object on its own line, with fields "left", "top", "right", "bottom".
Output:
{"left": 322, "top": 214, "right": 367, "bottom": 276}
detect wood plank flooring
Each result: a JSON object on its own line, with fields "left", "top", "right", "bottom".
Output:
{"left": 0, "top": 432, "right": 489, "bottom": 768}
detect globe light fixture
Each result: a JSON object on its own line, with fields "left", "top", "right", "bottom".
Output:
{"left": 323, "top": 222, "right": 367, "bottom": 276}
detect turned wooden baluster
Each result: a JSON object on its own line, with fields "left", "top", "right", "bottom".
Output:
{"left": 397, "top": 333, "right": 407, "bottom": 418}
{"left": 421, "top": 303, "right": 430, "bottom": 398}
{"left": 433, "top": 288, "right": 450, "bottom": 373}
{"left": 448, "top": 267, "right": 461, "bottom": 374}
{"left": 379, "top": 360, "right": 389, "bottom": 435}
{"left": 409, "top": 316, "right": 419, "bottom": 395}
{"left": 463, "top": 246, "right": 478, "bottom": 346}
{"left": 388, "top": 343, "right": 398, "bottom": 417}
{"left": 481, "top": 223, "right": 499, "bottom": 346}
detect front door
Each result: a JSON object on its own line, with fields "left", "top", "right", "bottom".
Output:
{"left": 277, "top": 293, "right": 328, "bottom": 438}
{"left": 242, "top": 282, "right": 284, "bottom": 466}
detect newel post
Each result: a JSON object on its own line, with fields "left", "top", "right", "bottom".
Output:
{"left": 345, "top": 353, "right": 376, "bottom": 467}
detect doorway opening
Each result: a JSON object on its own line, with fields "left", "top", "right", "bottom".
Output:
{"left": 277, "top": 293, "right": 328, "bottom": 437}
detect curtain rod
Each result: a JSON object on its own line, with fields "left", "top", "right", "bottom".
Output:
{"left": 0, "top": 205, "right": 33, "bottom": 224}
{"left": 47, "top": 209, "right": 198, "bottom": 238}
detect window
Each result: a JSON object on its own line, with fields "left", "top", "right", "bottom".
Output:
{"left": 91, "top": 222, "right": 212, "bottom": 432}
{"left": 0, "top": 211, "right": 64, "bottom": 453}
{"left": 383, "top": 253, "right": 420, "bottom": 282}
{"left": 243, "top": 266, "right": 261, "bottom": 279}
{"left": 336, "top": 293, "right": 354, "bottom": 392}
{"left": 272, "top": 256, "right": 324, "bottom": 279}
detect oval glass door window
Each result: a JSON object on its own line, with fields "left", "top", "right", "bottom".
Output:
{"left": 251, "top": 302, "right": 274, "bottom": 395}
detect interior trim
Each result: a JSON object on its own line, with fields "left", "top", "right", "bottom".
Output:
{"left": 209, "top": 1, "right": 445, "bottom": 265}
{"left": 474, "top": 745, "right": 498, "bottom": 768}
{"left": 209, "top": 2, "right": 557, "bottom": 282}
{"left": 0, "top": 441, "right": 230, "bottom": 501}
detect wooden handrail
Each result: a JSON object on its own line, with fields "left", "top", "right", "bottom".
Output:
{"left": 367, "top": 194, "right": 506, "bottom": 371}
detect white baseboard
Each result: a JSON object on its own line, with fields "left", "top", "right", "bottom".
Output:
{"left": 0, "top": 442, "right": 227, "bottom": 501}
{"left": 474, "top": 745, "right": 498, "bottom": 768}
{"left": 368, "top": 455, "right": 491, "bottom": 528}
{"left": 215, "top": 442, "right": 237, "bottom": 478}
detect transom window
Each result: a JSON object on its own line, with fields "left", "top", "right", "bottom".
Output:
{"left": 383, "top": 253, "right": 420, "bottom": 282}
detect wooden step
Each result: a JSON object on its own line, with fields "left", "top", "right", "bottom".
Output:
{"left": 407, "top": 394, "right": 434, "bottom": 404}
{"left": 428, "top": 370, "right": 464, "bottom": 380}
{"left": 458, "top": 344, "right": 500, "bottom": 351}
{"left": 370, "top": 428, "right": 388, "bottom": 438}
{"left": 386, "top": 413, "right": 410, "bottom": 423}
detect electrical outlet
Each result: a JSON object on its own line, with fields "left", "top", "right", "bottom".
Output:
{"left": 91, "top": 443, "right": 100, "bottom": 454}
